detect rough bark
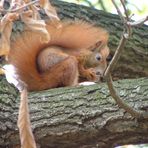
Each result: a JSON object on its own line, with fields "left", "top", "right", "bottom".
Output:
{"left": 0, "top": 76, "right": 148, "bottom": 148}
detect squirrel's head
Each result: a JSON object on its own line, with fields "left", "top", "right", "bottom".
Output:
{"left": 85, "top": 40, "right": 111, "bottom": 82}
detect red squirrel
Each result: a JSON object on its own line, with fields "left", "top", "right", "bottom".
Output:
{"left": 2, "top": 20, "right": 110, "bottom": 148}
{"left": 8, "top": 20, "right": 109, "bottom": 91}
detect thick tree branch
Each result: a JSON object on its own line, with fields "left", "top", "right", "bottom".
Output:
{"left": 0, "top": 77, "right": 148, "bottom": 148}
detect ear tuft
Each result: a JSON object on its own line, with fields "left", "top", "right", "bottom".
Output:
{"left": 96, "top": 41, "right": 102, "bottom": 48}
{"left": 90, "top": 40, "right": 104, "bottom": 52}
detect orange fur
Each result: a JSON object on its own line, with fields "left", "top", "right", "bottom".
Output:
{"left": 18, "top": 88, "right": 37, "bottom": 148}
{"left": 46, "top": 21, "right": 108, "bottom": 49}
{"left": 8, "top": 21, "right": 109, "bottom": 91}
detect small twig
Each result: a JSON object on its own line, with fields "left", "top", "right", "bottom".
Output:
{"left": 112, "top": 0, "right": 126, "bottom": 23}
{"left": 120, "top": 0, "right": 132, "bottom": 36}
{"left": 0, "top": 0, "right": 39, "bottom": 13}
{"left": 120, "top": 0, "right": 129, "bottom": 21}
{"left": 132, "top": 47, "right": 148, "bottom": 56}
{"left": 104, "top": 32, "right": 142, "bottom": 118}
{"left": 106, "top": 74, "right": 142, "bottom": 118}
{"left": 104, "top": 33, "right": 128, "bottom": 77}
{"left": 104, "top": 0, "right": 148, "bottom": 119}
{"left": 98, "top": 0, "right": 106, "bottom": 11}
{"left": 11, "top": 0, "right": 39, "bottom": 13}
{"left": 127, "top": 16, "right": 148, "bottom": 26}
{"left": 112, "top": 0, "right": 132, "bottom": 36}
{"left": 85, "top": 0, "right": 94, "bottom": 8}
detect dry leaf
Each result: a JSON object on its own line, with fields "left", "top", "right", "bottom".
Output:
{"left": 10, "top": 0, "right": 24, "bottom": 9}
{"left": 0, "top": 0, "right": 5, "bottom": 9}
{"left": 31, "top": 5, "right": 41, "bottom": 20}
{"left": 21, "top": 11, "right": 50, "bottom": 43}
{"left": 40, "top": 0, "right": 60, "bottom": 21}
{"left": 0, "top": 14, "right": 14, "bottom": 56}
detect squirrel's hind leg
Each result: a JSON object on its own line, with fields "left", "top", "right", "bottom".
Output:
{"left": 37, "top": 47, "right": 79, "bottom": 88}
{"left": 40, "top": 56, "right": 79, "bottom": 89}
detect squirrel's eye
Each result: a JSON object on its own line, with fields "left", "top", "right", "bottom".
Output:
{"left": 91, "top": 48, "right": 95, "bottom": 52}
{"left": 95, "top": 54, "right": 101, "bottom": 61}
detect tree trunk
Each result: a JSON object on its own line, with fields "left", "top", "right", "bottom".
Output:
{"left": 0, "top": 76, "right": 148, "bottom": 148}
{"left": 0, "top": 1, "right": 148, "bottom": 148}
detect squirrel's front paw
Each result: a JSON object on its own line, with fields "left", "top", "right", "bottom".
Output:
{"left": 84, "top": 68, "right": 97, "bottom": 81}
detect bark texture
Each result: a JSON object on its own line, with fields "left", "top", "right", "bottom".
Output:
{"left": 0, "top": 76, "right": 148, "bottom": 148}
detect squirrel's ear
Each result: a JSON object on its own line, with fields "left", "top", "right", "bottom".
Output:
{"left": 89, "top": 40, "right": 104, "bottom": 52}
{"left": 95, "top": 41, "right": 102, "bottom": 48}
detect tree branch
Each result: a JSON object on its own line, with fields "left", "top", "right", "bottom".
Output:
{"left": 106, "top": 74, "right": 142, "bottom": 118}
{"left": 104, "top": 0, "right": 148, "bottom": 119}
{"left": 104, "top": 33, "right": 128, "bottom": 77}
{"left": 0, "top": 76, "right": 148, "bottom": 148}
{"left": 127, "top": 16, "right": 148, "bottom": 26}
{"left": 0, "top": 0, "right": 39, "bottom": 13}
{"left": 120, "top": 0, "right": 129, "bottom": 21}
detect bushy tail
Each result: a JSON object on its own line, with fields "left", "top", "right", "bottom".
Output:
{"left": 46, "top": 20, "right": 109, "bottom": 49}
{"left": 18, "top": 88, "right": 37, "bottom": 148}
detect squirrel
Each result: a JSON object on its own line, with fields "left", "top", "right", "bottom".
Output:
{"left": 7, "top": 20, "right": 109, "bottom": 91}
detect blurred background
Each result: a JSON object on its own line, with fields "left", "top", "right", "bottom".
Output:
{"left": 61, "top": 0, "right": 148, "bottom": 25}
